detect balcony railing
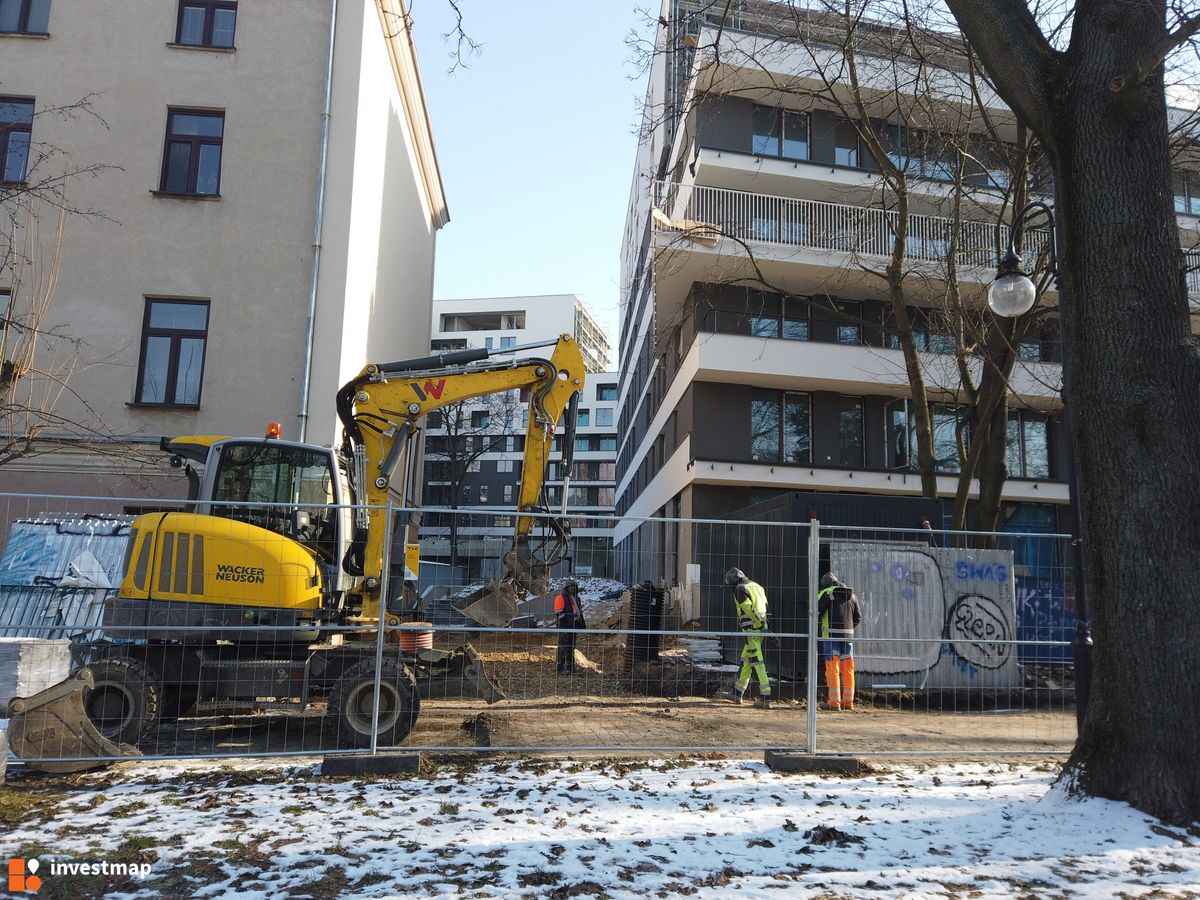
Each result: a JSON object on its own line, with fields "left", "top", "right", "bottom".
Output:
{"left": 657, "top": 181, "right": 1200, "bottom": 295}
{"left": 654, "top": 180, "right": 1049, "bottom": 270}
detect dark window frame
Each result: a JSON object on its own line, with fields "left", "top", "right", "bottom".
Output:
{"left": 836, "top": 395, "right": 865, "bottom": 468}
{"left": 751, "top": 104, "right": 809, "bottom": 161}
{"left": 1006, "top": 409, "right": 1052, "bottom": 480}
{"left": 174, "top": 0, "right": 237, "bottom": 48}
{"left": 0, "top": 95, "right": 34, "bottom": 184}
{"left": 596, "top": 383, "right": 618, "bottom": 402}
{"left": 0, "top": 0, "right": 50, "bottom": 35}
{"left": 0, "top": 287, "right": 10, "bottom": 329}
{"left": 134, "top": 298, "right": 210, "bottom": 407}
{"left": 751, "top": 389, "right": 812, "bottom": 465}
{"left": 158, "top": 108, "right": 225, "bottom": 196}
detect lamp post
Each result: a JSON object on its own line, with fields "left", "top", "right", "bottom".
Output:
{"left": 987, "top": 201, "right": 1092, "bottom": 729}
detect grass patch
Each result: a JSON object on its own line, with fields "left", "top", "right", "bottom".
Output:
{"left": 109, "top": 800, "right": 149, "bottom": 819}
{"left": 286, "top": 865, "right": 349, "bottom": 899}
{"left": 281, "top": 805, "right": 306, "bottom": 815}
{"left": 438, "top": 802, "right": 460, "bottom": 815}
{"left": 0, "top": 786, "right": 71, "bottom": 827}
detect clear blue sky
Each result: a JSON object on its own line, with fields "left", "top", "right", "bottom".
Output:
{"left": 411, "top": 2, "right": 651, "bottom": 355}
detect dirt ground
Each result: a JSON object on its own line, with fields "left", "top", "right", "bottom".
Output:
{"left": 114, "top": 631, "right": 1076, "bottom": 762}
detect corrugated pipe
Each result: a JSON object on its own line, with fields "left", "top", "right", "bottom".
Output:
{"left": 297, "top": 0, "right": 339, "bottom": 443}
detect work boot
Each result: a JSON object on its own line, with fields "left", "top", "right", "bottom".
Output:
{"left": 729, "top": 689, "right": 745, "bottom": 705}
{"left": 754, "top": 697, "right": 772, "bottom": 710}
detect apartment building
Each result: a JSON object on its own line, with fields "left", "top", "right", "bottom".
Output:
{"left": 614, "top": 0, "right": 1200, "bottom": 584}
{"left": 0, "top": 0, "right": 447, "bottom": 501}
{"left": 423, "top": 295, "right": 618, "bottom": 578}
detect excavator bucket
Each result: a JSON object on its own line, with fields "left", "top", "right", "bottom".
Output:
{"left": 416, "top": 643, "right": 506, "bottom": 703}
{"left": 451, "top": 579, "right": 521, "bottom": 628}
{"left": 7, "top": 669, "right": 142, "bottom": 773}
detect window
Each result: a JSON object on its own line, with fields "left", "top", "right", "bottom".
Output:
{"left": 596, "top": 383, "right": 617, "bottom": 401}
{"left": 500, "top": 335, "right": 516, "bottom": 349}
{"left": 577, "top": 408, "right": 590, "bottom": 427}
{"left": 478, "top": 485, "right": 488, "bottom": 503}
{"left": 598, "top": 436, "right": 617, "bottom": 452}
{"left": 0, "top": 0, "right": 49, "bottom": 34}
{"left": 744, "top": 291, "right": 809, "bottom": 341}
{"left": 835, "top": 300, "right": 861, "bottom": 345}
{"left": 837, "top": 397, "right": 865, "bottom": 467}
{"left": 1007, "top": 411, "right": 1050, "bottom": 479}
{"left": 1174, "top": 170, "right": 1200, "bottom": 216}
{"left": 426, "top": 411, "right": 444, "bottom": 430}
{"left": 0, "top": 287, "right": 9, "bottom": 328}
{"left": 598, "top": 462, "right": 616, "bottom": 480}
{"left": 496, "top": 459, "right": 514, "bottom": 473}
{"left": 503, "top": 484, "right": 513, "bottom": 503}
{"left": 440, "top": 311, "right": 525, "bottom": 332}
{"left": 886, "top": 400, "right": 966, "bottom": 472}
{"left": 751, "top": 390, "right": 810, "bottom": 464}
{"left": 470, "top": 410, "right": 489, "bottom": 428}
{"left": 175, "top": 1, "right": 236, "bottom": 48}
{"left": 485, "top": 336, "right": 494, "bottom": 350}
{"left": 136, "top": 299, "right": 209, "bottom": 406}
{"left": 834, "top": 120, "right": 861, "bottom": 167}
{"left": 160, "top": 109, "right": 224, "bottom": 195}
{"left": 751, "top": 105, "right": 808, "bottom": 160}
{"left": 0, "top": 97, "right": 33, "bottom": 183}
{"left": 160, "top": 108, "right": 224, "bottom": 195}
{"left": 574, "top": 437, "right": 591, "bottom": 453}
{"left": 596, "top": 408, "right": 613, "bottom": 427}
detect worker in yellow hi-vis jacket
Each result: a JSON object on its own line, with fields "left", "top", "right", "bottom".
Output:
{"left": 723, "top": 567, "right": 771, "bottom": 709}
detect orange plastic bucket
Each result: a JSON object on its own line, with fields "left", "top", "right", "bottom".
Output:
{"left": 398, "top": 622, "right": 434, "bottom": 652}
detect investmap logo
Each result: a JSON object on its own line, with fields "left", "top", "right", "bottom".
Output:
{"left": 7, "top": 859, "right": 41, "bottom": 893}
{"left": 7, "top": 858, "right": 153, "bottom": 892}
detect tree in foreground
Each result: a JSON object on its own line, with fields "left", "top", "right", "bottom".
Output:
{"left": 943, "top": 0, "right": 1200, "bottom": 822}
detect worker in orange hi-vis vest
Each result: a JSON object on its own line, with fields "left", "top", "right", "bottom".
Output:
{"left": 817, "top": 572, "right": 863, "bottom": 711}
{"left": 553, "top": 579, "right": 585, "bottom": 674}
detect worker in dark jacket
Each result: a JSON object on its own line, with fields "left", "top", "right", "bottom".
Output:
{"left": 817, "top": 572, "right": 862, "bottom": 710}
{"left": 554, "top": 579, "right": 584, "bottom": 674}
{"left": 724, "top": 567, "right": 771, "bottom": 709}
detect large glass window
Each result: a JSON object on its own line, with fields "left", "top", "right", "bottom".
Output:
{"left": 1174, "top": 170, "right": 1200, "bottom": 216}
{"left": 596, "top": 383, "right": 617, "bottom": 401}
{"left": 160, "top": 108, "right": 225, "bottom": 195}
{"left": 834, "top": 120, "right": 861, "bottom": 167}
{"left": 136, "top": 299, "right": 209, "bottom": 406}
{"left": 886, "top": 400, "right": 966, "bottom": 473}
{"left": 837, "top": 396, "right": 865, "bottom": 467}
{"left": 751, "top": 390, "right": 810, "bottom": 463}
{"left": 595, "top": 408, "right": 613, "bottom": 427}
{"left": 748, "top": 290, "right": 780, "bottom": 338}
{"left": 751, "top": 105, "right": 808, "bottom": 160}
{"left": 0, "top": 0, "right": 49, "bottom": 34}
{"left": 835, "top": 300, "right": 862, "bottom": 345}
{"left": 176, "top": 1, "right": 236, "bottom": 48}
{"left": 576, "top": 408, "right": 590, "bottom": 427}
{"left": 1007, "top": 411, "right": 1051, "bottom": 478}
{"left": 0, "top": 97, "right": 33, "bottom": 184}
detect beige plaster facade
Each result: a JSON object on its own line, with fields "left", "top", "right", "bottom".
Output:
{"left": 0, "top": 0, "right": 446, "bottom": 502}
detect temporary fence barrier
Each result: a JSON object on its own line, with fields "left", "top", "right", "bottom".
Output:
{"left": 0, "top": 493, "right": 1080, "bottom": 768}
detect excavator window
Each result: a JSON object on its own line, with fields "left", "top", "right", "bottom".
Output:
{"left": 211, "top": 443, "right": 339, "bottom": 561}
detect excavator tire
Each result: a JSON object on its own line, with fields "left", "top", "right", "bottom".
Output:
{"left": 327, "top": 657, "right": 420, "bottom": 749}
{"left": 83, "top": 657, "right": 161, "bottom": 746}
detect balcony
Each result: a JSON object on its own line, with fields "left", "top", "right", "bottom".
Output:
{"left": 652, "top": 181, "right": 1200, "bottom": 295}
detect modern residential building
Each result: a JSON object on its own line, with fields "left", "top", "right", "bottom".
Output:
{"left": 422, "top": 295, "right": 618, "bottom": 578}
{"left": 613, "top": 0, "right": 1200, "bottom": 585}
{"left": 0, "top": 0, "right": 447, "bottom": 504}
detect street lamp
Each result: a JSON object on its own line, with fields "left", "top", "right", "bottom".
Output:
{"left": 988, "top": 201, "right": 1092, "bottom": 729}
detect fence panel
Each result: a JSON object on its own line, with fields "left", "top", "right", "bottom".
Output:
{"left": 0, "top": 495, "right": 1078, "bottom": 768}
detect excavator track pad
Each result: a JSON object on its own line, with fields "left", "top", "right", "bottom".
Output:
{"left": 8, "top": 669, "right": 142, "bottom": 773}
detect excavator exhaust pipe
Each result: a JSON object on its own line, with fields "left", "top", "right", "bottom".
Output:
{"left": 8, "top": 669, "right": 142, "bottom": 773}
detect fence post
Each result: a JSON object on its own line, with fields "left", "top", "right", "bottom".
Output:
{"left": 368, "top": 500, "right": 394, "bottom": 756}
{"left": 806, "top": 515, "right": 820, "bottom": 755}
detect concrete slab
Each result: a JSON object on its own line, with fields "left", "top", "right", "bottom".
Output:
{"left": 320, "top": 752, "right": 421, "bottom": 777}
{"left": 764, "top": 750, "right": 868, "bottom": 774}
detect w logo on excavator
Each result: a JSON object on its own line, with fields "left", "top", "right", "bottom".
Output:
{"left": 410, "top": 379, "right": 447, "bottom": 401}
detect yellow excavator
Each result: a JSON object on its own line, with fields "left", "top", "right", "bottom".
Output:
{"left": 8, "top": 335, "right": 585, "bottom": 771}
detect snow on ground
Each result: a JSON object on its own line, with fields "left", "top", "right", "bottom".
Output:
{"left": 3, "top": 755, "right": 1198, "bottom": 898}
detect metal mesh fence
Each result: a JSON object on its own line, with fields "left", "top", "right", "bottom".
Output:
{"left": 0, "top": 493, "right": 1080, "bottom": 768}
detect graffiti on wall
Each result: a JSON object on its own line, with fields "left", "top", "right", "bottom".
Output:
{"left": 830, "top": 542, "right": 1019, "bottom": 690}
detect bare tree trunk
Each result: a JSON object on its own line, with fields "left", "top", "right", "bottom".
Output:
{"left": 948, "top": 0, "right": 1200, "bottom": 823}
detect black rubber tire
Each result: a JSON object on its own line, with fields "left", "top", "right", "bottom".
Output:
{"left": 326, "top": 658, "right": 420, "bottom": 749}
{"left": 84, "top": 657, "right": 161, "bottom": 745}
